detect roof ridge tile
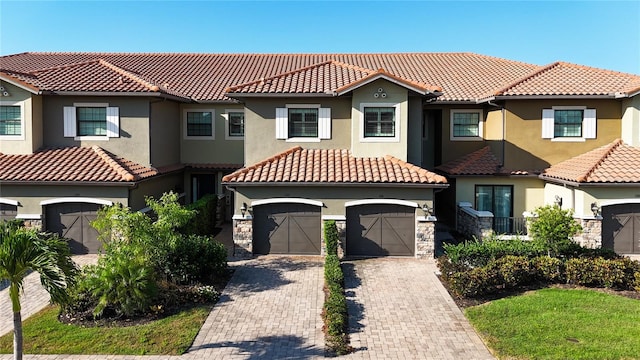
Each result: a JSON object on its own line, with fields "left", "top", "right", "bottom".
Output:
{"left": 97, "top": 59, "right": 160, "bottom": 92}
{"left": 493, "top": 62, "right": 560, "bottom": 96}
{"left": 577, "top": 138, "right": 623, "bottom": 182}
{"left": 91, "top": 145, "right": 136, "bottom": 181}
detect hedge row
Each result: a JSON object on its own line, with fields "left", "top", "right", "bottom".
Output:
{"left": 439, "top": 254, "right": 640, "bottom": 298}
{"left": 322, "top": 220, "right": 351, "bottom": 355}
{"left": 181, "top": 194, "right": 217, "bottom": 236}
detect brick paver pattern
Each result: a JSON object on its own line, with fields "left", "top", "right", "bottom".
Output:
{"left": 342, "top": 258, "right": 495, "bottom": 360}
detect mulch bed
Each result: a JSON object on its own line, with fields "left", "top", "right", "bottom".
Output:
{"left": 59, "top": 269, "right": 234, "bottom": 328}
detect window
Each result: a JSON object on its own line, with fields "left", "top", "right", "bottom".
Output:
{"left": 183, "top": 109, "right": 215, "bottom": 139}
{"left": 275, "top": 105, "right": 331, "bottom": 141}
{"left": 451, "top": 110, "right": 483, "bottom": 140}
{"left": 77, "top": 107, "right": 107, "bottom": 136}
{"left": 0, "top": 105, "right": 22, "bottom": 137}
{"left": 475, "top": 185, "right": 515, "bottom": 234}
{"left": 542, "top": 107, "right": 596, "bottom": 141}
{"left": 288, "top": 108, "right": 318, "bottom": 137}
{"left": 359, "top": 102, "right": 401, "bottom": 143}
{"left": 227, "top": 111, "right": 244, "bottom": 138}
{"left": 364, "top": 107, "right": 395, "bottom": 137}
{"left": 63, "top": 103, "right": 119, "bottom": 139}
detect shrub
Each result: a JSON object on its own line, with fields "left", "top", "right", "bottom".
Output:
{"left": 566, "top": 257, "right": 640, "bottom": 289}
{"left": 324, "top": 255, "right": 343, "bottom": 285}
{"left": 634, "top": 271, "right": 640, "bottom": 292}
{"left": 448, "top": 265, "right": 500, "bottom": 297}
{"left": 181, "top": 194, "right": 218, "bottom": 236}
{"left": 443, "top": 236, "right": 545, "bottom": 267}
{"left": 495, "top": 255, "right": 533, "bottom": 288}
{"left": 322, "top": 250, "right": 350, "bottom": 355}
{"left": 528, "top": 205, "right": 582, "bottom": 257}
{"left": 165, "top": 235, "right": 227, "bottom": 284}
{"left": 324, "top": 220, "right": 339, "bottom": 256}
{"left": 531, "top": 256, "right": 564, "bottom": 283}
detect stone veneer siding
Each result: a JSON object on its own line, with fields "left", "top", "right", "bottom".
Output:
{"left": 22, "top": 219, "right": 43, "bottom": 230}
{"left": 233, "top": 217, "right": 253, "bottom": 258}
{"left": 457, "top": 203, "right": 494, "bottom": 240}
{"left": 573, "top": 217, "right": 602, "bottom": 249}
{"left": 416, "top": 218, "right": 436, "bottom": 258}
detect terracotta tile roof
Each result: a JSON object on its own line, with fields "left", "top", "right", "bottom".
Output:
{"left": 0, "top": 146, "right": 158, "bottom": 182}
{"left": 226, "top": 60, "right": 441, "bottom": 95}
{"left": 1, "top": 52, "right": 541, "bottom": 102}
{"left": 436, "top": 146, "right": 539, "bottom": 176}
{"left": 492, "top": 62, "right": 640, "bottom": 97}
{"left": 222, "top": 146, "right": 447, "bottom": 185}
{"left": 541, "top": 139, "right": 640, "bottom": 184}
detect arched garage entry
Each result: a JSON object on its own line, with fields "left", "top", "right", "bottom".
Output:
{"left": 602, "top": 203, "right": 640, "bottom": 254}
{"left": 43, "top": 198, "right": 112, "bottom": 254}
{"left": 252, "top": 199, "right": 322, "bottom": 255}
{"left": 346, "top": 200, "right": 416, "bottom": 257}
{"left": 0, "top": 198, "right": 18, "bottom": 222}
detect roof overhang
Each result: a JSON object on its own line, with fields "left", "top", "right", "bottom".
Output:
{"left": 45, "top": 91, "right": 191, "bottom": 102}
{"left": 0, "top": 180, "right": 136, "bottom": 187}
{"left": 334, "top": 72, "right": 442, "bottom": 97}
{"left": 491, "top": 94, "right": 618, "bottom": 101}
{"left": 223, "top": 181, "right": 449, "bottom": 188}
{"left": 0, "top": 74, "right": 41, "bottom": 94}
{"left": 225, "top": 92, "right": 335, "bottom": 99}
{"left": 539, "top": 175, "right": 640, "bottom": 188}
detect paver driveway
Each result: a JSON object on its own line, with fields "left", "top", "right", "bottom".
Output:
{"left": 188, "top": 256, "right": 326, "bottom": 359}
{"left": 342, "top": 258, "right": 494, "bottom": 360}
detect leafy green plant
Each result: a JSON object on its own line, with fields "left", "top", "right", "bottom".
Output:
{"left": 322, "top": 250, "right": 350, "bottom": 355}
{"left": 165, "top": 235, "right": 227, "bottom": 284}
{"left": 324, "top": 220, "right": 339, "bottom": 256}
{"left": 528, "top": 205, "right": 582, "bottom": 257}
{"left": 181, "top": 194, "right": 218, "bottom": 236}
{"left": 531, "top": 256, "right": 564, "bottom": 283}
{"left": 565, "top": 257, "right": 640, "bottom": 289}
{"left": 443, "top": 236, "right": 545, "bottom": 267}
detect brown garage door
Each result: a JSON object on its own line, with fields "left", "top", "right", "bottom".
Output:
{"left": 46, "top": 203, "right": 101, "bottom": 254}
{"left": 347, "top": 204, "right": 415, "bottom": 257}
{"left": 602, "top": 204, "right": 640, "bottom": 254}
{"left": 253, "top": 203, "right": 321, "bottom": 255}
{"left": 0, "top": 204, "right": 18, "bottom": 222}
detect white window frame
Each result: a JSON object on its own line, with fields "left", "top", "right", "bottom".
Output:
{"left": 224, "top": 109, "right": 244, "bottom": 140}
{"left": 359, "top": 102, "right": 401, "bottom": 143}
{"left": 276, "top": 104, "right": 331, "bottom": 142}
{"left": 183, "top": 109, "right": 215, "bottom": 140}
{"left": 450, "top": 109, "right": 483, "bottom": 141}
{"left": 0, "top": 100, "right": 25, "bottom": 140}
{"left": 542, "top": 106, "right": 596, "bottom": 142}
{"left": 64, "top": 102, "right": 119, "bottom": 141}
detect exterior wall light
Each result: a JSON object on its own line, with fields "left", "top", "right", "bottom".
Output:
{"left": 421, "top": 203, "right": 432, "bottom": 216}
{"left": 591, "top": 202, "right": 600, "bottom": 217}
{"left": 554, "top": 195, "right": 563, "bottom": 207}
{"left": 240, "top": 202, "right": 247, "bottom": 217}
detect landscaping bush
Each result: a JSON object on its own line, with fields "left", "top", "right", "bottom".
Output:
{"left": 443, "top": 236, "right": 545, "bottom": 267}
{"left": 566, "top": 257, "right": 640, "bottom": 289}
{"left": 324, "top": 220, "right": 339, "bottom": 256}
{"left": 495, "top": 255, "right": 533, "bottom": 288}
{"left": 448, "top": 264, "right": 500, "bottom": 297}
{"left": 531, "top": 256, "right": 564, "bottom": 283}
{"left": 165, "top": 235, "right": 227, "bottom": 284}
{"left": 528, "top": 205, "right": 582, "bottom": 257}
{"left": 181, "top": 194, "right": 218, "bottom": 236}
{"left": 322, "top": 248, "right": 350, "bottom": 355}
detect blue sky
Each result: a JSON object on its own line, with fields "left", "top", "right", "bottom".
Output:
{"left": 1, "top": 0, "right": 638, "bottom": 74}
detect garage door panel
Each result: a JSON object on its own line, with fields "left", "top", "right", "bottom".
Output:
{"left": 47, "top": 203, "right": 101, "bottom": 254}
{"left": 253, "top": 203, "right": 321, "bottom": 255}
{"left": 603, "top": 204, "right": 640, "bottom": 254}
{"left": 0, "top": 204, "right": 18, "bottom": 222}
{"left": 347, "top": 204, "right": 415, "bottom": 257}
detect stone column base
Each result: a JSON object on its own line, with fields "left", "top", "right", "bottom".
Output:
{"left": 233, "top": 217, "right": 253, "bottom": 258}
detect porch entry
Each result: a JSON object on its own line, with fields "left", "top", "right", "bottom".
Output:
{"left": 475, "top": 185, "right": 525, "bottom": 235}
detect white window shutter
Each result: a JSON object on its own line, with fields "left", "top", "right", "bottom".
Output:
{"left": 542, "top": 109, "right": 554, "bottom": 138}
{"left": 275, "top": 107, "right": 288, "bottom": 139}
{"left": 63, "top": 106, "right": 76, "bottom": 137}
{"left": 318, "top": 108, "right": 331, "bottom": 139}
{"left": 583, "top": 109, "right": 596, "bottom": 139}
{"left": 106, "top": 107, "right": 120, "bottom": 138}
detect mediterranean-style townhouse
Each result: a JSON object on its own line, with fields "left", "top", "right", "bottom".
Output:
{"left": 1, "top": 52, "right": 639, "bottom": 256}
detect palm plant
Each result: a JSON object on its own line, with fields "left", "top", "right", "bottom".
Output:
{"left": 0, "top": 221, "right": 77, "bottom": 360}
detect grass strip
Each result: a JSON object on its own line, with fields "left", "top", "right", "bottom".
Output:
{"left": 465, "top": 288, "right": 640, "bottom": 360}
{"left": 0, "top": 304, "right": 212, "bottom": 355}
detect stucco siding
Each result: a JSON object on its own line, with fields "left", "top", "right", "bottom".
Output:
{"left": 437, "top": 105, "right": 489, "bottom": 164}
{"left": 622, "top": 96, "right": 640, "bottom": 146}
{"left": 129, "top": 173, "right": 184, "bottom": 210}
{"left": 243, "top": 98, "right": 352, "bottom": 165}
{"left": 42, "top": 96, "right": 152, "bottom": 167}
{"left": 180, "top": 104, "right": 245, "bottom": 165}
{"left": 150, "top": 100, "right": 181, "bottom": 167}
{"left": 504, "top": 99, "right": 622, "bottom": 170}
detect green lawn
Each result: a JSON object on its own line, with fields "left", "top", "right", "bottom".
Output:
{"left": 0, "top": 305, "right": 212, "bottom": 355}
{"left": 465, "top": 288, "right": 640, "bottom": 360}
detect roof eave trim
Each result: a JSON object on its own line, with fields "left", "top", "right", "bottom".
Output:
{"left": 493, "top": 95, "right": 617, "bottom": 100}
{"left": 539, "top": 175, "right": 580, "bottom": 187}
{"left": 225, "top": 92, "right": 335, "bottom": 98}
{"left": 0, "top": 75, "right": 41, "bottom": 94}
{"left": 222, "top": 181, "right": 449, "bottom": 188}
{"left": 335, "top": 73, "right": 438, "bottom": 96}
{"left": 0, "top": 180, "right": 137, "bottom": 187}
{"left": 47, "top": 91, "right": 191, "bottom": 102}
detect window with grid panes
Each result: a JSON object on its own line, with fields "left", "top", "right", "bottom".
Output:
{"left": 228, "top": 112, "right": 244, "bottom": 137}
{"left": 288, "top": 108, "right": 318, "bottom": 137}
{"left": 0, "top": 105, "right": 21, "bottom": 136}
{"left": 364, "top": 107, "right": 395, "bottom": 137}
{"left": 554, "top": 109, "right": 583, "bottom": 137}
{"left": 186, "top": 111, "right": 213, "bottom": 137}
{"left": 452, "top": 111, "right": 480, "bottom": 137}
{"left": 77, "top": 107, "right": 107, "bottom": 136}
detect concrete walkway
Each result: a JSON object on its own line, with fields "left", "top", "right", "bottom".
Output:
{"left": 342, "top": 258, "right": 494, "bottom": 360}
